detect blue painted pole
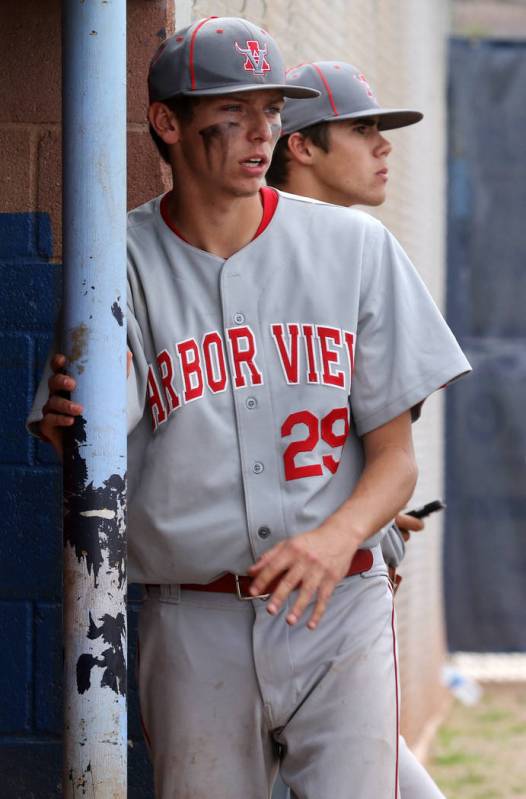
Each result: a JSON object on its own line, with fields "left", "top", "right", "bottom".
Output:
{"left": 62, "top": 1, "right": 127, "bottom": 795}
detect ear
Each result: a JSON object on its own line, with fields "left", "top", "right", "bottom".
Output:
{"left": 148, "top": 102, "right": 182, "bottom": 147}
{"left": 287, "top": 131, "right": 318, "bottom": 165}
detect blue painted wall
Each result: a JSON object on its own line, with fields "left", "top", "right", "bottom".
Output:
{"left": 0, "top": 213, "right": 153, "bottom": 796}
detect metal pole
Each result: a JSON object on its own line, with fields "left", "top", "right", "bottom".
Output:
{"left": 62, "top": 1, "right": 127, "bottom": 796}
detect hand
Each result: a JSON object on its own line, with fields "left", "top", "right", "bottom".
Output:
{"left": 40, "top": 351, "right": 133, "bottom": 458}
{"left": 40, "top": 354, "right": 83, "bottom": 458}
{"left": 248, "top": 523, "right": 358, "bottom": 630}
{"left": 394, "top": 512, "right": 425, "bottom": 543}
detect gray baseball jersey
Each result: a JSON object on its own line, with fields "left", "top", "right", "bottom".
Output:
{"left": 125, "top": 189, "right": 470, "bottom": 584}
{"left": 28, "top": 187, "right": 468, "bottom": 798}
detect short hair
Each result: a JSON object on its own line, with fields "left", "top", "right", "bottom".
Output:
{"left": 149, "top": 95, "right": 199, "bottom": 164}
{"left": 266, "top": 121, "right": 331, "bottom": 187}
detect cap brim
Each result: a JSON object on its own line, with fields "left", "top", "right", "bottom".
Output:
{"left": 281, "top": 106, "right": 423, "bottom": 135}
{"left": 326, "top": 108, "right": 423, "bottom": 131}
{"left": 182, "top": 83, "right": 320, "bottom": 99}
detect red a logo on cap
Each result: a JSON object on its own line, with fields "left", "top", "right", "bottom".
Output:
{"left": 354, "top": 73, "right": 377, "bottom": 101}
{"left": 234, "top": 40, "right": 271, "bottom": 74}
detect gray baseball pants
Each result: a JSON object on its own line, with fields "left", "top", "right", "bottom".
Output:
{"left": 273, "top": 736, "right": 446, "bottom": 799}
{"left": 138, "top": 545, "right": 399, "bottom": 799}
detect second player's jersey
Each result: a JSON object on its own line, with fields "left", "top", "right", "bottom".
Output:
{"left": 126, "top": 190, "right": 470, "bottom": 583}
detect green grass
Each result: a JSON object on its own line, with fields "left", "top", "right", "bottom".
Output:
{"left": 435, "top": 751, "right": 480, "bottom": 767}
{"left": 427, "top": 684, "right": 526, "bottom": 799}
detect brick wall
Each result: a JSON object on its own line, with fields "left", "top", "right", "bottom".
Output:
{"left": 190, "top": 0, "right": 452, "bottom": 747}
{"left": 0, "top": 1, "right": 172, "bottom": 794}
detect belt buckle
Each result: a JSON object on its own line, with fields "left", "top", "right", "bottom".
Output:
{"left": 234, "top": 574, "right": 270, "bottom": 601}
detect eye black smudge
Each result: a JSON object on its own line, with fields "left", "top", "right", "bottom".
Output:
{"left": 198, "top": 122, "right": 240, "bottom": 169}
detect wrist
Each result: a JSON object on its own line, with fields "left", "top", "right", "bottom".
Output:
{"left": 319, "top": 512, "right": 366, "bottom": 548}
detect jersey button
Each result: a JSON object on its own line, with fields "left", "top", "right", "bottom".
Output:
{"left": 252, "top": 461, "right": 264, "bottom": 474}
{"left": 257, "top": 526, "right": 271, "bottom": 540}
{"left": 233, "top": 312, "right": 245, "bottom": 324}
{"left": 246, "top": 397, "right": 258, "bottom": 410}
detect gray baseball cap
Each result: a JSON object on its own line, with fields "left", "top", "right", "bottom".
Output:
{"left": 281, "top": 61, "right": 423, "bottom": 135}
{"left": 148, "top": 17, "right": 320, "bottom": 102}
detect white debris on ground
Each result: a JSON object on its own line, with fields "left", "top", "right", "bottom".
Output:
{"left": 442, "top": 664, "right": 482, "bottom": 705}
{"left": 447, "top": 652, "right": 526, "bottom": 683}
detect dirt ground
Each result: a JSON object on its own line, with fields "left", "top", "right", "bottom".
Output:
{"left": 427, "top": 683, "right": 526, "bottom": 799}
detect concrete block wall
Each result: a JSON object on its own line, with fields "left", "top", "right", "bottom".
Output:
{"left": 189, "top": 0, "right": 452, "bottom": 747}
{"left": 0, "top": 210, "right": 64, "bottom": 796}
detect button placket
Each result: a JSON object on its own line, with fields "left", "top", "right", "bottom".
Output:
{"left": 220, "top": 256, "right": 287, "bottom": 561}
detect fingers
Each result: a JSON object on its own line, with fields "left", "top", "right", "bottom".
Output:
{"left": 266, "top": 562, "right": 311, "bottom": 617}
{"left": 249, "top": 544, "right": 338, "bottom": 629}
{"left": 48, "top": 370, "right": 76, "bottom": 395}
{"left": 41, "top": 410, "right": 76, "bottom": 430}
{"left": 395, "top": 512, "right": 425, "bottom": 533}
{"left": 306, "top": 583, "right": 333, "bottom": 630}
{"left": 248, "top": 542, "right": 284, "bottom": 575}
{"left": 43, "top": 394, "right": 83, "bottom": 418}
{"left": 46, "top": 354, "right": 81, "bottom": 416}
{"left": 50, "top": 353, "right": 67, "bottom": 374}
{"left": 127, "top": 350, "right": 133, "bottom": 378}
{"left": 40, "top": 354, "right": 83, "bottom": 461}
{"left": 285, "top": 570, "right": 323, "bottom": 626}
{"left": 248, "top": 543, "right": 289, "bottom": 596}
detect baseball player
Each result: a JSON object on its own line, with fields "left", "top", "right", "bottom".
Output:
{"left": 29, "top": 17, "right": 470, "bottom": 799}
{"left": 266, "top": 61, "right": 448, "bottom": 799}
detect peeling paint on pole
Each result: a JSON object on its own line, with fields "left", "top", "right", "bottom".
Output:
{"left": 62, "top": 0, "right": 127, "bottom": 795}
{"left": 64, "top": 416, "right": 126, "bottom": 589}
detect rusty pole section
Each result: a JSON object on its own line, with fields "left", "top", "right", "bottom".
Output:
{"left": 62, "top": 1, "right": 127, "bottom": 795}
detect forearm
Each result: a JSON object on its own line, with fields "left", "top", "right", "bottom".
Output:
{"left": 249, "top": 411, "right": 417, "bottom": 627}
{"left": 320, "top": 426, "right": 418, "bottom": 547}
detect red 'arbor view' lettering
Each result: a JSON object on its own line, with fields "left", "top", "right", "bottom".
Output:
{"left": 227, "top": 325, "right": 264, "bottom": 388}
{"left": 145, "top": 322, "right": 356, "bottom": 432}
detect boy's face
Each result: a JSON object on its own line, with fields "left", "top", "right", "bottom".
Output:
{"left": 310, "top": 117, "right": 392, "bottom": 207}
{"left": 172, "top": 90, "right": 284, "bottom": 198}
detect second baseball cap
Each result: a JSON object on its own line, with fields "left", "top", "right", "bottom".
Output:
{"left": 148, "top": 17, "right": 320, "bottom": 102}
{"left": 281, "top": 61, "right": 423, "bottom": 135}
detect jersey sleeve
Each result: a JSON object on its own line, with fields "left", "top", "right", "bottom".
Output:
{"left": 351, "top": 223, "right": 471, "bottom": 437}
{"left": 26, "top": 345, "right": 56, "bottom": 438}
{"left": 126, "top": 275, "right": 150, "bottom": 434}
{"left": 380, "top": 523, "right": 406, "bottom": 568}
